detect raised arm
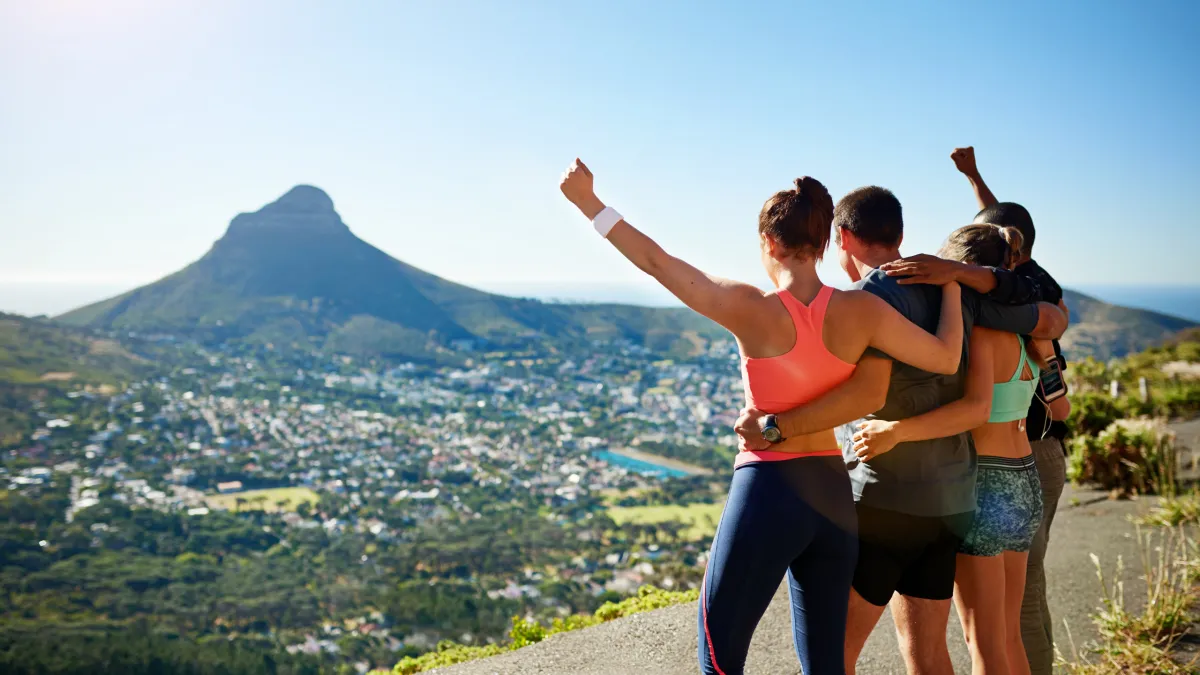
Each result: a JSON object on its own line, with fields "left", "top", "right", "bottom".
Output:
{"left": 559, "top": 159, "right": 767, "bottom": 337}
{"left": 734, "top": 356, "right": 892, "bottom": 450}
{"left": 952, "top": 146, "right": 998, "bottom": 210}
{"left": 860, "top": 282, "right": 964, "bottom": 375}
{"left": 852, "top": 329, "right": 995, "bottom": 460}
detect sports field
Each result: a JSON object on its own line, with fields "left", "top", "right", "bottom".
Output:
{"left": 206, "top": 486, "right": 320, "bottom": 512}
{"left": 607, "top": 502, "right": 724, "bottom": 540}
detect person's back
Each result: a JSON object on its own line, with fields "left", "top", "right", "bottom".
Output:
{"left": 972, "top": 329, "right": 1040, "bottom": 459}
{"left": 840, "top": 268, "right": 980, "bottom": 516}
{"left": 738, "top": 285, "right": 855, "bottom": 465}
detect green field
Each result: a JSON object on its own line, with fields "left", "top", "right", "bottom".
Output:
{"left": 607, "top": 502, "right": 724, "bottom": 540}
{"left": 206, "top": 486, "right": 320, "bottom": 512}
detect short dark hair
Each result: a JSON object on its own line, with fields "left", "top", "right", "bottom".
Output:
{"left": 833, "top": 186, "right": 903, "bottom": 248}
{"left": 758, "top": 176, "right": 835, "bottom": 260}
{"left": 973, "top": 202, "right": 1035, "bottom": 255}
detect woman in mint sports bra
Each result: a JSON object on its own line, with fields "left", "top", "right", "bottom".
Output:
{"left": 853, "top": 223, "right": 1049, "bottom": 675}
{"left": 559, "top": 159, "right": 964, "bottom": 675}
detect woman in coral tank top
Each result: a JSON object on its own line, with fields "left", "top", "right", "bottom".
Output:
{"left": 559, "top": 159, "right": 963, "bottom": 675}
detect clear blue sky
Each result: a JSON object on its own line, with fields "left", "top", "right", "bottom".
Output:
{"left": 2, "top": 0, "right": 1197, "bottom": 314}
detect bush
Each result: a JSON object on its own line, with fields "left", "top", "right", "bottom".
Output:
{"left": 1068, "top": 393, "right": 1125, "bottom": 437}
{"left": 391, "top": 641, "right": 506, "bottom": 675}
{"left": 507, "top": 615, "right": 546, "bottom": 649}
{"left": 1067, "top": 424, "right": 1178, "bottom": 496}
{"left": 387, "top": 585, "right": 699, "bottom": 674}
{"left": 1149, "top": 382, "right": 1200, "bottom": 419}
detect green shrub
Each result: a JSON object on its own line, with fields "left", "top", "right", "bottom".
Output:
{"left": 1068, "top": 424, "right": 1178, "bottom": 496}
{"left": 1068, "top": 393, "right": 1125, "bottom": 437}
{"left": 391, "top": 641, "right": 506, "bottom": 674}
{"left": 507, "top": 615, "right": 546, "bottom": 649}
{"left": 548, "top": 613, "right": 601, "bottom": 634}
{"left": 387, "top": 585, "right": 699, "bottom": 674}
{"left": 1150, "top": 382, "right": 1200, "bottom": 419}
{"left": 593, "top": 585, "right": 699, "bottom": 622}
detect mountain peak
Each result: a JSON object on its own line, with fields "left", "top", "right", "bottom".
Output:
{"left": 223, "top": 185, "right": 348, "bottom": 239}
{"left": 268, "top": 185, "right": 336, "bottom": 214}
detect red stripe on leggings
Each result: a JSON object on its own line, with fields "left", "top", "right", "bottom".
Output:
{"left": 700, "top": 568, "right": 727, "bottom": 675}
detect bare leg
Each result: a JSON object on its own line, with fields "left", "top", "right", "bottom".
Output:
{"left": 890, "top": 595, "right": 955, "bottom": 675}
{"left": 844, "top": 588, "right": 887, "bottom": 675}
{"left": 952, "top": 553, "right": 1009, "bottom": 675}
{"left": 1004, "top": 551, "right": 1032, "bottom": 675}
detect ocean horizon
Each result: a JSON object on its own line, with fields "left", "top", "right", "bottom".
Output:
{"left": 2, "top": 280, "right": 1198, "bottom": 324}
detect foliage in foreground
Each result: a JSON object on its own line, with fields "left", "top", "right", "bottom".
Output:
{"left": 1058, "top": 527, "right": 1199, "bottom": 674}
{"left": 383, "top": 585, "right": 700, "bottom": 674}
{"left": 1067, "top": 424, "right": 1178, "bottom": 496}
{"left": 1136, "top": 491, "right": 1200, "bottom": 528}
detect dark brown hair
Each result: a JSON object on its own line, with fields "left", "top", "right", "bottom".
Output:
{"left": 758, "top": 176, "right": 834, "bottom": 260}
{"left": 833, "top": 186, "right": 903, "bottom": 247}
{"left": 938, "top": 223, "right": 1024, "bottom": 270}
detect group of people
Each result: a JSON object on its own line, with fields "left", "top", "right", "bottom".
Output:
{"left": 559, "top": 146, "right": 1071, "bottom": 675}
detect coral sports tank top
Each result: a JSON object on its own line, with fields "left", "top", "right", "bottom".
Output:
{"left": 736, "top": 286, "right": 857, "bottom": 467}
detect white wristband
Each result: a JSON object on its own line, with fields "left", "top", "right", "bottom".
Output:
{"left": 592, "top": 206, "right": 623, "bottom": 238}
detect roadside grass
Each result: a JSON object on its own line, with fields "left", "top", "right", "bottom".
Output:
{"left": 607, "top": 502, "right": 723, "bottom": 540}
{"left": 205, "top": 486, "right": 319, "bottom": 512}
{"left": 379, "top": 585, "right": 699, "bottom": 674}
{"left": 1136, "top": 490, "right": 1200, "bottom": 528}
{"left": 1058, "top": 526, "right": 1199, "bottom": 674}
{"left": 1068, "top": 422, "right": 1179, "bottom": 497}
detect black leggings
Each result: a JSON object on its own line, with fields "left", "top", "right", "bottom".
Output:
{"left": 698, "top": 456, "right": 857, "bottom": 675}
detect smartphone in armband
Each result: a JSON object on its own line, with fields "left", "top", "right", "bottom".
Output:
{"left": 1039, "top": 359, "right": 1067, "bottom": 401}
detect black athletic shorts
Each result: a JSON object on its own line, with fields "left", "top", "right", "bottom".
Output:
{"left": 851, "top": 503, "right": 975, "bottom": 606}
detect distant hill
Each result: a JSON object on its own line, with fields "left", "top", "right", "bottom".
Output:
{"left": 0, "top": 312, "right": 146, "bottom": 385}
{"left": 0, "top": 313, "right": 150, "bottom": 447}
{"left": 1060, "top": 289, "right": 1196, "bottom": 360}
{"left": 52, "top": 185, "right": 1193, "bottom": 362}
{"left": 57, "top": 186, "right": 722, "bottom": 360}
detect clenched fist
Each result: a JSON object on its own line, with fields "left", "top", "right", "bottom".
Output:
{"left": 950, "top": 147, "right": 978, "bottom": 177}
{"left": 559, "top": 158, "right": 605, "bottom": 219}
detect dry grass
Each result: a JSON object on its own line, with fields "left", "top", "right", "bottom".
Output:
{"left": 1058, "top": 526, "right": 1199, "bottom": 674}
{"left": 1137, "top": 491, "right": 1200, "bottom": 528}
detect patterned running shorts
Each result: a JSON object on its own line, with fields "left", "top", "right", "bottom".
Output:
{"left": 959, "top": 454, "right": 1043, "bottom": 557}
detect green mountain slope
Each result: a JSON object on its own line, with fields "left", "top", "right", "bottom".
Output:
{"left": 0, "top": 313, "right": 150, "bottom": 448}
{"left": 1060, "top": 289, "right": 1195, "bottom": 360}
{"left": 58, "top": 186, "right": 721, "bottom": 358}
{"left": 0, "top": 313, "right": 146, "bottom": 385}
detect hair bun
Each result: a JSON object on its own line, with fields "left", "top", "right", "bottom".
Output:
{"left": 793, "top": 176, "right": 833, "bottom": 217}
{"left": 998, "top": 226, "right": 1024, "bottom": 256}
{"left": 793, "top": 176, "right": 823, "bottom": 195}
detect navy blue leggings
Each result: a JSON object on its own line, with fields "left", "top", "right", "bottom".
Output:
{"left": 698, "top": 456, "right": 857, "bottom": 675}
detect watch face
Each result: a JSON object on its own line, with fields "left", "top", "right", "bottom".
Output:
{"left": 762, "top": 426, "right": 782, "bottom": 443}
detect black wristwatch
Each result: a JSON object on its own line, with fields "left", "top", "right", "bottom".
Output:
{"left": 761, "top": 414, "right": 784, "bottom": 444}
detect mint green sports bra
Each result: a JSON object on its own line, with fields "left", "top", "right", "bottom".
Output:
{"left": 989, "top": 337, "right": 1041, "bottom": 423}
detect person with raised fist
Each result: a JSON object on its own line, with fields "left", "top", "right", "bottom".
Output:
{"left": 875, "top": 148, "right": 1070, "bottom": 675}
